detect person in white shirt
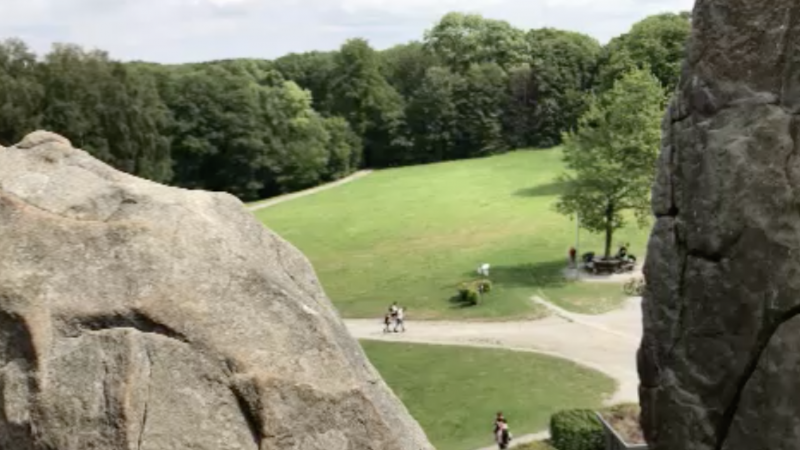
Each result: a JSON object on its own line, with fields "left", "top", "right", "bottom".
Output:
{"left": 393, "top": 307, "right": 406, "bottom": 333}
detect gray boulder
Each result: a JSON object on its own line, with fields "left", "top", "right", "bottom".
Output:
{"left": 639, "top": 1, "right": 800, "bottom": 449}
{"left": 0, "top": 131, "right": 433, "bottom": 450}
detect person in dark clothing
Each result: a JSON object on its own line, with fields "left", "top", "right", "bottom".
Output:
{"left": 569, "top": 247, "right": 577, "bottom": 268}
{"left": 625, "top": 242, "right": 637, "bottom": 262}
{"left": 383, "top": 314, "right": 392, "bottom": 333}
{"left": 493, "top": 413, "right": 511, "bottom": 449}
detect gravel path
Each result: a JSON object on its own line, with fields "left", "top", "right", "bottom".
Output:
{"left": 246, "top": 170, "right": 373, "bottom": 212}
{"left": 344, "top": 296, "right": 642, "bottom": 449}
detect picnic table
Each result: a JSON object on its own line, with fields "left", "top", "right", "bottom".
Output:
{"left": 588, "top": 258, "right": 629, "bottom": 275}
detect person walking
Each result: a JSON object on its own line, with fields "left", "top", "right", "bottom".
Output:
{"left": 493, "top": 413, "right": 511, "bottom": 449}
{"left": 569, "top": 246, "right": 577, "bottom": 268}
{"left": 496, "top": 419, "right": 511, "bottom": 449}
{"left": 393, "top": 306, "right": 406, "bottom": 333}
{"left": 383, "top": 313, "right": 392, "bottom": 333}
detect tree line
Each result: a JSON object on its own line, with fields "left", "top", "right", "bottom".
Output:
{"left": 0, "top": 11, "right": 690, "bottom": 201}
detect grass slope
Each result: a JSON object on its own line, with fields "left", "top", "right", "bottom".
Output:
{"left": 361, "top": 340, "right": 615, "bottom": 450}
{"left": 257, "top": 149, "right": 650, "bottom": 319}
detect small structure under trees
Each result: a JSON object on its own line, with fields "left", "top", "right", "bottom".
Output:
{"left": 556, "top": 68, "right": 664, "bottom": 259}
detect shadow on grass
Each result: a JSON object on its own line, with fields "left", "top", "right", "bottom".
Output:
{"left": 487, "top": 260, "right": 568, "bottom": 289}
{"left": 514, "top": 181, "right": 569, "bottom": 198}
{"left": 445, "top": 260, "right": 569, "bottom": 310}
{"left": 448, "top": 295, "right": 475, "bottom": 309}
{"left": 456, "top": 260, "right": 568, "bottom": 291}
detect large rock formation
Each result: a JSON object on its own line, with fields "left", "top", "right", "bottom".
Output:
{"left": 0, "top": 131, "right": 433, "bottom": 450}
{"left": 639, "top": 1, "right": 800, "bottom": 449}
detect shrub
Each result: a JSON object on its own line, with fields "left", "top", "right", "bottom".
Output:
{"left": 476, "top": 279, "right": 493, "bottom": 293}
{"left": 457, "top": 283, "right": 480, "bottom": 305}
{"left": 456, "top": 279, "right": 492, "bottom": 306}
{"left": 550, "top": 409, "right": 603, "bottom": 450}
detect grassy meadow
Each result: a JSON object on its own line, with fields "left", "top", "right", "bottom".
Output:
{"left": 256, "top": 149, "right": 650, "bottom": 319}
{"left": 361, "top": 340, "right": 615, "bottom": 450}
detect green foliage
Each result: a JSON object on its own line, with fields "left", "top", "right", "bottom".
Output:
{"left": 456, "top": 279, "right": 493, "bottom": 305}
{"left": 327, "top": 39, "right": 407, "bottom": 168}
{"left": 424, "top": 12, "right": 529, "bottom": 72}
{"left": 455, "top": 63, "right": 508, "bottom": 157}
{"left": 405, "top": 66, "right": 462, "bottom": 163}
{"left": 0, "top": 39, "right": 43, "bottom": 146}
{"left": 380, "top": 42, "right": 439, "bottom": 99}
{"left": 597, "top": 12, "right": 691, "bottom": 92}
{"left": 271, "top": 51, "right": 336, "bottom": 111}
{"left": 0, "top": 9, "right": 686, "bottom": 203}
{"left": 457, "top": 284, "right": 481, "bottom": 305}
{"left": 38, "top": 44, "right": 173, "bottom": 182}
{"left": 550, "top": 409, "right": 604, "bottom": 450}
{"left": 518, "top": 29, "right": 602, "bottom": 148}
{"left": 556, "top": 68, "right": 665, "bottom": 258}
{"left": 323, "top": 116, "right": 363, "bottom": 180}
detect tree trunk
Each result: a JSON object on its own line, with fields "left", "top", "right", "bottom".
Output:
{"left": 604, "top": 202, "right": 614, "bottom": 259}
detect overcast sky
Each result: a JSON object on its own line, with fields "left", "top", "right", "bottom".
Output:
{"left": 0, "top": 0, "right": 695, "bottom": 64}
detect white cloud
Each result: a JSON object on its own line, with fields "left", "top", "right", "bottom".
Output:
{"left": 0, "top": 0, "right": 696, "bottom": 63}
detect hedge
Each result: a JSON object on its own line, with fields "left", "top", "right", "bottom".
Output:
{"left": 550, "top": 409, "right": 604, "bottom": 450}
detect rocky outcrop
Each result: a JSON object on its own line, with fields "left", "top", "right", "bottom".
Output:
{"left": 639, "top": 1, "right": 800, "bottom": 449}
{"left": 0, "top": 131, "right": 433, "bottom": 450}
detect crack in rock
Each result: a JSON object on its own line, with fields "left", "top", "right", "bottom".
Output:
{"left": 230, "top": 379, "right": 265, "bottom": 448}
{"left": 137, "top": 343, "right": 152, "bottom": 450}
{"left": 59, "top": 311, "right": 190, "bottom": 345}
{"left": 714, "top": 302, "right": 800, "bottom": 450}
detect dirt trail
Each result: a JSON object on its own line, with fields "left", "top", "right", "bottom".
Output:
{"left": 246, "top": 170, "right": 373, "bottom": 212}
{"left": 345, "top": 296, "right": 642, "bottom": 449}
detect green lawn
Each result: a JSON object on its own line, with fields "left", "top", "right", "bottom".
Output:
{"left": 361, "top": 340, "right": 615, "bottom": 450}
{"left": 539, "top": 284, "right": 629, "bottom": 315}
{"left": 256, "top": 149, "right": 649, "bottom": 319}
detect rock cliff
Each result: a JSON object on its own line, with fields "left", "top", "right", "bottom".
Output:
{"left": 0, "top": 131, "right": 434, "bottom": 450}
{"left": 640, "top": 1, "right": 800, "bottom": 449}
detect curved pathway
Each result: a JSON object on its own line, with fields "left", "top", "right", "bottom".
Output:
{"left": 247, "top": 170, "right": 373, "bottom": 212}
{"left": 344, "top": 296, "right": 642, "bottom": 449}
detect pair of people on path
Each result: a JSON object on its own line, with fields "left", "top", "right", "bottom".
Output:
{"left": 494, "top": 412, "right": 512, "bottom": 449}
{"left": 384, "top": 302, "right": 406, "bottom": 333}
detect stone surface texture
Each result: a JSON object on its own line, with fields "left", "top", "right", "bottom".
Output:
{"left": 0, "top": 131, "right": 433, "bottom": 450}
{"left": 639, "top": 1, "right": 800, "bottom": 449}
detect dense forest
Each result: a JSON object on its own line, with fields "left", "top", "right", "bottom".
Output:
{"left": 0, "top": 11, "right": 690, "bottom": 201}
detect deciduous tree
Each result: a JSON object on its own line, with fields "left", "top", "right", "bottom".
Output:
{"left": 424, "top": 12, "right": 528, "bottom": 72}
{"left": 556, "top": 68, "right": 665, "bottom": 258}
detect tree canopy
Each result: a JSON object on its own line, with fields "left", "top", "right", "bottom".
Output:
{"left": 0, "top": 10, "right": 690, "bottom": 201}
{"left": 556, "top": 68, "right": 665, "bottom": 258}
{"left": 597, "top": 12, "right": 691, "bottom": 92}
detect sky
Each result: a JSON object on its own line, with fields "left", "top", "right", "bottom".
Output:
{"left": 0, "top": 0, "right": 695, "bottom": 64}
